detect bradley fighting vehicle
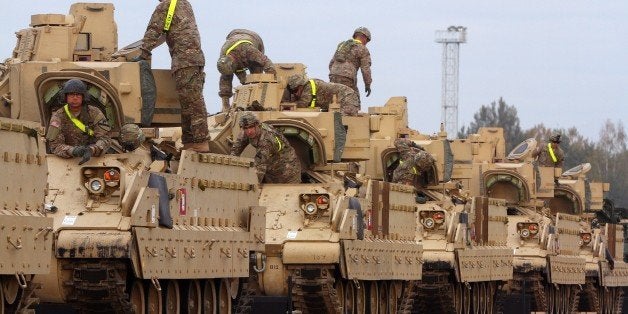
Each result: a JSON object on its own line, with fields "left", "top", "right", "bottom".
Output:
{"left": 461, "top": 137, "right": 628, "bottom": 313}
{"left": 1, "top": 3, "right": 266, "bottom": 313}
{"left": 0, "top": 117, "right": 53, "bottom": 313}
{"left": 207, "top": 61, "right": 514, "bottom": 312}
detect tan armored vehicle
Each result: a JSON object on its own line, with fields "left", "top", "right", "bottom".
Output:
{"left": 1, "top": 4, "right": 266, "bottom": 313}
{"left": 0, "top": 117, "right": 52, "bottom": 313}
{"left": 466, "top": 137, "right": 627, "bottom": 313}
{"left": 207, "top": 61, "right": 514, "bottom": 313}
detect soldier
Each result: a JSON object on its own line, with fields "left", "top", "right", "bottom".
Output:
{"left": 392, "top": 138, "right": 436, "bottom": 186}
{"left": 217, "top": 29, "right": 276, "bottom": 111}
{"left": 47, "top": 79, "right": 112, "bottom": 165}
{"left": 138, "top": 0, "right": 210, "bottom": 153}
{"left": 119, "top": 123, "right": 146, "bottom": 152}
{"left": 286, "top": 74, "right": 360, "bottom": 116}
{"left": 532, "top": 133, "right": 565, "bottom": 168}
{"left": 329, "top": 27, "right": 372, "bottom": 104}
{"left": 231, "top": 112, "right": 301, "bottom": 183}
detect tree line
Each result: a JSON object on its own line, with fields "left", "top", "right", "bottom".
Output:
{"left": 458, "top": 97, "right": 627, "bottom": 208}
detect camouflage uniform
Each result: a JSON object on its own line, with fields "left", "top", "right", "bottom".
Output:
{"left": 392, "top": 139, "right": 435, "bottom": 185}
{"left": 532, "top": 142, "right": 564, "bottom": 167}
{"left": 140, "top": 0, "right": 208, "bottom": 144}
{"left": 293, "top": 78, "right": 360, "bottom": 116}
{"left": 218, "top": 31, "right": 275, "bottom": 99}
{"left": 328, "top": 39, "right": 372, "bottom": 103}
{"left": 231, "top": 123, "right": 301, "bottom": 183}
{"left": 48, "top": 105, "right": 111, "bottom": 158}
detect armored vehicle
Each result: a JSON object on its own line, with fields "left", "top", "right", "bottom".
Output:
{"left": 0, "top": 117, "right": 52, "bottom": 313}
{"left": 1, "top": 3, "right": 265, "bottom": 313}
{"left": 466, "top": 137, "right": 628, "bottom": 313}
{"left": 207, "top": 63, "right": 514, "bottom": 313}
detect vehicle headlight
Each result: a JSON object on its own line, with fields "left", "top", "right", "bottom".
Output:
{"left": 304, "top": 203, "right": 317, "bottom": 215}
{"left": 88, "top": 178, "right": 104, "bottom": 194}
{"left": 423, "top": 217, "right": 435, "bottom": 229}
{"left": 520, "top": 228, "right": 530, "bottom": 238}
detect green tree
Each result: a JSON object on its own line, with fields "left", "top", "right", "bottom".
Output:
{"left": 458, "top": 97, "right": 525, "bottom": 152}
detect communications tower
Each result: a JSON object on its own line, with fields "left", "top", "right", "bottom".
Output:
{"left": 435, "top": 26, "right": 466, "bottom": 138}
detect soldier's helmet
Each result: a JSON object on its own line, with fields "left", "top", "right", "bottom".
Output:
{"left": 61, "top": 78, "right": 88, "bottom": 99}
{"left": 239, "top": 112, "right": 260, "bottom": 128}
{"left": 353, "top": 27, "right": 371, "bottom": 42}
{"left": 217, "top": 55, "right": 235, "bottom": 75}
{"left": 120, "top": 124, "right": 145, "bottom": 151}
{"left": 394, "top": 138, "right": 411, "bottom": 150}
{"left": 287, "top": 74, "right": 308, "bottom": 90}
{"left": 549, "top": 134, "right": 561, "bottom": 143}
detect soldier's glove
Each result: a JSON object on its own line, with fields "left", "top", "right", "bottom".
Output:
{"left": 221, "top": 97, "right": 230, "bottom": 111}
{"left": 71, "top": 146, "right": 88, "bottom": 157}
{"left": 365, "top": 84, "right": 371, "bottom": 97}
{"left": 78, "top": 147, "right": 92, "bottom": 165}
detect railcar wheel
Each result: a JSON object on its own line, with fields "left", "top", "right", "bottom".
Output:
{"left": 343, "top": 281, "right": 355, "bottom": 314}
{"left": 367, "top": 281, "right": 379, "bottom": 314}
{"left": 453, "top": 283, "right": 463, "bottom": 314}
{"left": 203, "top": 279, "right": 217, "bottom": 314}
{"left": 164, "top": 280, "right": 181, "bottom": 314}
{"left": 218, "top": 279, "right": 232, "bottom": 314}
{"left": 354, "top": 281, "right": 366, "bottom": 314}
{"left": 147, "top": 281, "right": 162, "bottom": 314}
{"left": 130, "top": 280, "right": 146, "bottom": 314}
{"left": 0, "top": 278, "right": 4, "bottom": 314}
{"left": 387, "top": 281, "right": 399, "bottom": 314}
{"left": 1, "top": 277, "right": 18, "bottom": 305}
{"left": 462, "top": 283, "right": 471, "bottom": 314}
{"left": 377, "top": 281, "right": 389, "bottom": 314}
{"left": 185, "top": 280, "right": 202, "bottom": 314}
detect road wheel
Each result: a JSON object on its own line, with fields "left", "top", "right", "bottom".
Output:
{"left": 129, "top": 280, "right": 146, "bottom": 314}
{"left": 203, "top": 279, "right": 217, "bottom": 314}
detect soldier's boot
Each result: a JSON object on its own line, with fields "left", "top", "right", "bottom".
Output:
{"left": 182, "top": 141, "right": 210, "bottom": 153}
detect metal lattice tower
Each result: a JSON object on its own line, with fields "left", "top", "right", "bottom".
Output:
{"left": 435, "top": 26, "right": 466, "bottom": 138}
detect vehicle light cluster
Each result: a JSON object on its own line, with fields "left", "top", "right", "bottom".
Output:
{"left": 83, "top": 167, "right": 121, "bottom": 196}
{"left": 300, "top": 194, "right": 330, "bottom": 217}
{"left": 517, "top": 222, "right": 539, "bottom": 239}
{"left": 579, "top": 232, "right": 592, "bottom": 246}
{"left": 419, "top": 210, "right": 446, "bottom": 230}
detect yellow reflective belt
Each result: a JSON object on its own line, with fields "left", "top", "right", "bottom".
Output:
{"left": 163, "top": 0, "right": 178, "bottom": 32}
{"left": 274, "top": 136, "right": 283, "bottom": 152}
{"left": 547, "top": 143, "right": 558, "bottom": 163}
{"left": 309, "top": 79, "right": 317, "bottom": 108}
{"left": 399, "top": 160, "right": 418, "bottom": 174}
{"left": 226, "top": 40, "right": 253, "bottom": 56}
{"left": 63, "top": 104, "right": 93, "bottom": 136}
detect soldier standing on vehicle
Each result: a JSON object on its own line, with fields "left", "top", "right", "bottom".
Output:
{"left": 329, "top": 27, "right": 372, "bottom": 104}
{"left": 47, "top": 79, "right": 112, "bottom": 164}
{"left": 217, "top": 29, "right": 276, "bottom": 111}
{"left": 286, "top": 74, "right": 360, "bottom": 116}
{"left": 230, "top": 112, "right": 301, "bottom": 183}
{"left": 392, "top": 138, "right": 435, "bottom": 186}
{"left": 138, "top": 0, "right": 210, "bottom": 153}
{"left": 532, "top": 133, "right": 565, "bottom": 168}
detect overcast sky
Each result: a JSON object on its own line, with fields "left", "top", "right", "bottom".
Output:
{"left": 1, "top": 1, "right": 626, "bottom": 141}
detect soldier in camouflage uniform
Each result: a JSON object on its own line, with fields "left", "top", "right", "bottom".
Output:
{"left": 392, "top": 138, "right": 436, "bottom": 186}
{"left": 47, "top": 79, "right": 111, "bottom": 165}
{"left": 139, "top": 0, "right": 209, "bottom": 152}
{"left": 329, "top": 27, "right": 373, "bottom": 104}
{"left": 532, "top": 133, "right": 565, "bottom": 168}
{"left": 286, "top": 74, "right": 360, "bottom": 116}
{"left": 217, "top": 29, "right": 276, "bottom": 111}
{"left": 231, "top": 112, "right": 301, "bottom": 183}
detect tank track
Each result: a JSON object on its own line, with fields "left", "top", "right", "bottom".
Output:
{"left": 402, "top": 270, "right": 455, "bottom": 313}
{"left": 62, "top": 260, "right": 132, "bottom": 313}
{"left": 289, "top": 266, "right": 342, "bottom": 313}
{"left": 233, "top": 260, "right": 263, "bottom": 314}
{"left": 495, "top": 271, "right": 545, "bottom": 312}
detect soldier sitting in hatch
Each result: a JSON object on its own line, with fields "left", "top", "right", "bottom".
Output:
{"left": 46, "top": 79, "right": 111, "bottom": 165}
{"left": 392, "top": 138, "right": 436, "bottom": 187}
{"left": 285, "top": 74, "right": 360, "bottom": 116}
{"left": 532, "top": 133, "right": 564, "bottom": 168}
